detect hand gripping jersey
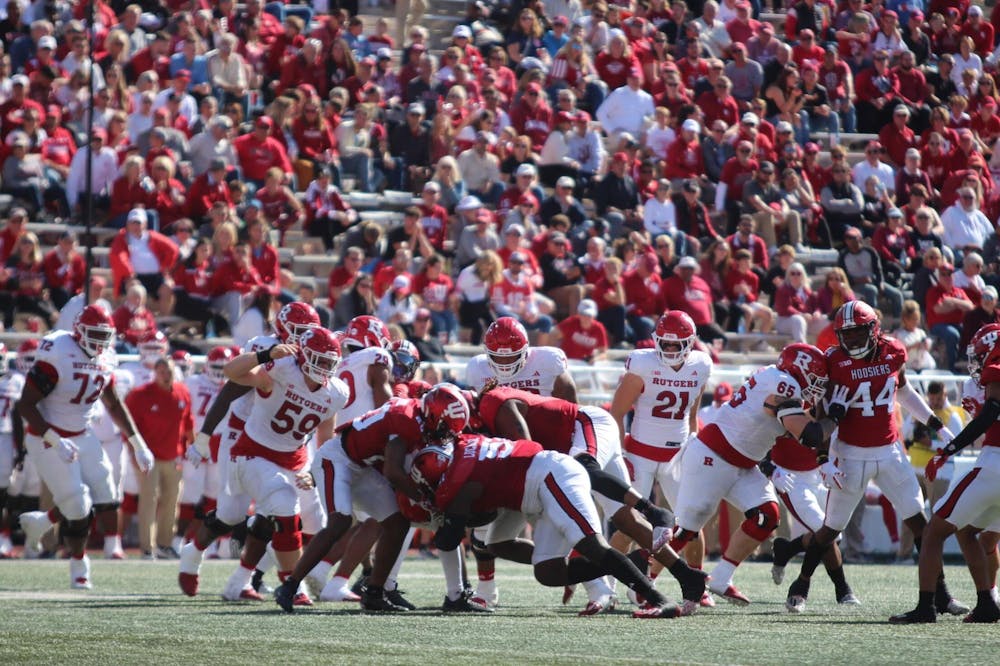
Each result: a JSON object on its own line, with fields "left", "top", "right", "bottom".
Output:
{"left": 228, "top": 334, "right": 280, "bottom": 427}
{"left": 465, "top": 346, "right": 568, "bottom": 396}
{"left": 697, "top": 365, "right": 804, "bottom": 465}
{"left": 29, "top": 331, "right": 116, "bottom": 435}
{"left": 624, "top": 348, "right": 712, "bottom": 451}
{"left": 826, "top": 337, "right": 907, "bottom": 448}
{"left": 434, "top": 434, "right": 544, "bottom": 513}
{"left": 477, "top": 386, "right": 579, "bottom": 453}
{"left": 339, "top": 397, "right": 424, "bottom": 470}
{"left": 233, "top": 356, "right": 349, "bottom": 468}
{"left": 0, "top": 371, "right": 25, "bottom": 434}
{"left": 336, "top": 346, "right": 393, "bottom": 424}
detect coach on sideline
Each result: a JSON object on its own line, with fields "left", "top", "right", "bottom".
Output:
{"left": 126, "top": 358, "right": 193, "bottom": 560}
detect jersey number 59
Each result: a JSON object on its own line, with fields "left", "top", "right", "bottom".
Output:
{"left": 271, "top": 400, "right": 322, "bottom": 441}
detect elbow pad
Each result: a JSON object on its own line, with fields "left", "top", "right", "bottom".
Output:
{"left": 799, "top": 421, "right": 826, "bottom": 450}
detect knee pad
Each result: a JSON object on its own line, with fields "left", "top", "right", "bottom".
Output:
{"left": 271, "top": 514, "right": 303, "bottom": 552}
{"left": 62, "top": 511, "right": 94, "bottom": 538}
{"left": 121, "top": 493, "right": 139, "bottom": 514}
{"left": 247, "top": 513, "right": 275, "bottom": 542}
{"left": 741, "top": 501, "right": 780, "bottom": 541}
{"left": 203, "top": 510, "right": 235, "bottom": 538}
{"left": 93, "top": 502, "right": 120, "bottom": 514}
{"left": 178, "top": 503, "right": 197, "bottom": 522}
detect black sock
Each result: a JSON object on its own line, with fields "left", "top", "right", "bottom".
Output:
{"left": 588, "top": 468, "right": 630, "bottom": 503}
{"left": 600, "top": 548, "right": 666, "bottom": 606}
{"left": 366, "top": 583, "right": 383, "bottom": 596}
{"left": 634, "top": 498, "right": 651, "bottom": 514}
{"left": 918, "top": 590, "right": 935, "bottom": 611}
{"left": 799, "top": 540, "right": 828, "bottom": 580}
{"left": 566, "top": 557, "right": 607, "bottom": 584}
{"left": 362, "top": 565, "right": 373, "bottom": 577}
{"left": 774, "top": 535, "right": 805, "bottom": 567}
{"left": 935, "top": 573, "right": 951, "bottom": 608}
{"left": 786, "top": 535, "right": 805, "bottom": 556}
{"left": 827, "top": 565, "right": 850, "bottom": 597}
{"left": 977, "top": 590, "right": 994, "bottom": 606}
{"left": 668, "top": 558, "right": 693, "bottom": 579}
{"left": 914, "top": 536, "right": 922, "bottom": 553}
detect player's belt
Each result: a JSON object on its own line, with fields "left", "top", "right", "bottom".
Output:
{"left": 624, "top": 435, "right": 681, "bottom": 463}
{"left": 27, "top": 424, "right": 85, "bottom": 438}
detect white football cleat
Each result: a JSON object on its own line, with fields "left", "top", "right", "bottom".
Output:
{"left": 708, "top": 579, "right": 751, "bottom": 606}
{"left": 578, "top": 594, "right": 618, "bottom": 616}
{"left": 222, "top": 576, "right": 263, "bottom": 602}
{"left": 70, "top": 555, "right": 92, "bottom": 590}
{"left": 771, "top": 563, "right": 785, "bottom": 585}
{"left": 177, "top": 541, "right": 205, "bottom": 596}
{"left": 0, "top": 533, "right": 13, "bottom": 558}
{"left": 472, "top": 585, "right": 499, "bottom": 610}
{"left": 700, "top": 591, "right": 716, "bottom": 607}
{"left": 786, "top": 595, "right": 807, "bottom": 613}
{"left": 320, "top": 576, "right": 362, "bottom": 602}
{"left": 19, "top": 511, "right": 53, "bottom": 552}
{"left": 679, "top": 598, "right": 700, "bottom": 616}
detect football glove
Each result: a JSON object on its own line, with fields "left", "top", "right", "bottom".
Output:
{"left": 826, "top": 385, "right": 852, "bottom": 423}
{"left": 925, "top": 452, "right": 948, "bottom": 483}
{"left": 819, "top": 460, "right": 845, "bottom": 490}
{"left": 770, "top": 466, "right": 796, "bottom": 494}
{"left": 129, "top": 434, "right": 155, "bottom": 474}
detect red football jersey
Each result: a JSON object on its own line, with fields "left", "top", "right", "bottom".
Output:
{"left": 771, "top": 434, "right": 819, "bottom": 472}
{"left": 339, "top": 397, "right": 424, "bottom": 469}
{"left": 978, "top": 363, "right": 1000, "bottom": 449}
{"left": 478, "top": 386, "right": 578, "bottom": 453}
{"left": 826, "top": 337, "right": 907, "bottom": 448}
{"left": 434, "top": 434, "right": 542, "bottom": 512}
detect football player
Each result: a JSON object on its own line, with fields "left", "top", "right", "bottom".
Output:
{"left": 390, "top": 340, "right": 430, "bottom": 399}
{"left": 474, "top": 384, "right": 704, "bottom": 615}
{"left": 465, "top": 317, "right": 577, "bottom": 400}
{"left": 178, "top": 302, "right": 322, "bottom": 601}
{"left": 411, "top": 399, "right": 681, "bottom": 619}
{"left": 892, "top": 323, "right": 1000, "bottom": 623}
{"left": 274, "top": 392, "right": 426, "bottom": 613}
{"left": 174, "top": 346, "right": 232, "bottom": 553}
{"left": 764, "top": 433, "right": 858, "bottom": 604}
{"left": 784, "top": 302, "right": 966, "bottom": 615}
{"left": 666, "top": 343, "right": 831, "bottom": 606}
{"left": 17, "top": 306, "right": 155, "bottom": 588}
{"left": 609, "top": 310, "right": 712, "bottom": 602}
{"left": 0, "top": 342, "right": 25, "bottom": 558}
{"left": 196, "top": 329, "right": 348, "bottom": 602}
{"left": 5, "top": 340, "right": 41, "bottom": 557}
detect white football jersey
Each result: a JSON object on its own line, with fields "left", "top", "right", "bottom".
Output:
{"left": 700, "top": 365, "right": 803, "bottom": 462}
{"left": 185, "top": 373, "right": 224, "bottom": 434}
{"left": 91, "top": 368, "right": 134, "bottom": 442}
{"left": 962, "top": 378, "right": 984, "bottom": 418}
{"left": 625, "top": 349, "right": 712, "bottom": 448}
{"left": 336, "top": 346, "right": 393, "bottom": 424}
{"left": 242, "top": 356, "right": 349, "bottom": 453}
{"left": 33, "top": 331, "right": 116, "bottom": 433}
{"left": 230, "top": 334, "right": 280, "bottom": 424}
{"left": 465, "top": 346, "right": 568, "bottom": 396}
{"left": 0, "top": 371, "right": 26, "bottom": 434}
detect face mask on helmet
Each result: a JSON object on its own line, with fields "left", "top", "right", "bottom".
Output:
{"left": 79, "top": 325, "right": 115, "bottom": 357}
{"left": 205, "top": 362, "right": 227, "bottom": 383}
{"left": 391, "top": 350, "right": 420, "bottom": 383}
{"left": 837, "top": 324, "right": 874, "bottom": 359}
{"left": 283, "top": 320, "right": 319, "bottom": 345}
{"left": 655, "top": 337, "right": 693, "bottom": 365}
{"left": 969, "top": 344, "right": 983, "bottom": 382}
{"left": 302, "top": 347, "right": 339, "bottom": 385}
{"left": 487, "top": 349, "right": 527, "bottom": 379}
{"left": 800, "top": 373, "right": 828, "bottom": 404}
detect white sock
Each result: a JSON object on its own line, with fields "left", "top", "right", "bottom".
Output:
{"left": 710, "top": 557, "right": 739, "bottom": 589}
{"left": 440, "top": 547, "right": 463, "bottom": 601}
{"left": 258, "top": 543, "right": 276, "bottom": 574}
{"left": 328, "top": 574, "right": 350, "bottom": 590}
{"left": 308, "top": 560, "right": 333, "bottom": 583}
{"left": 103, "top": 535, "right": 122, "bottom": 555}
{"left": 386, "top": 528, "right": 415, "bottom": 587}
{"left": 229, "top": 564, "right": 253, "bottom": 588}
{"left": 476, "top": 577, "right": 496, "bottom": 599}
{"left": 171, "top": 535, "right": 183, "bottom": 553}
{"left": 582, "top": 577, "right": 611, "bottom": 602}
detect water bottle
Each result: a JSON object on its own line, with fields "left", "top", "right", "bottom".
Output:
{"left": 205, "top": 319, "right": 216, "bottom": 339}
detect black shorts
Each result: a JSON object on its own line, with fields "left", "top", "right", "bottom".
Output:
{"left": 135, "top": 272, "right": 165, "bottom": 296}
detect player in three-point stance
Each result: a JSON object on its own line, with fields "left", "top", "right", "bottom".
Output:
{"left": 891, "top": 323, "right": 1000, "bottom": 623}
{"left": 17, "top": 305, "right": 155, "bottom": 588}
{"left": 783, "top": 301, "right": 967, "bottom": 615}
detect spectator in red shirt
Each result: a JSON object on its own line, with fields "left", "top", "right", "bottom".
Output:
{"left": 211, "top": 242, "right": 264, "bottom": 328}
{"left": 773, "top": 262, "right": 826, "bottom": 343}
{"left": 725, "top": 249, "right": 773, "bottom": 334}
{"left": 622, "top": 253, "right": 663, "bottom": 344}
{"left": 963, "top": 5, "right": 994, "bottom": 55}
{"left": 696, "top": 75, "right": 740, "bottom": 129}
{"left": 417, "top": 181, "right": 450, "bottom": 252}
{"left": 925, "top": 263, "right": 975, "bottom": 371}
{"left": 374, "top": 248, "right": 413, "bottom": 298}
{"left": 42, "top": 231, "right": 86, "bottom": 309}
{"left": 663, "top": 255, "right": 726, "bottom": 348}
{"left": 233, "top": 116, "right": 292, "bottom": 188}
{"left": 187, "top": 158, "right": 234, "bottom": 221}
{"left": 112, "top": 281, "right": 160, "bottom": 348}
{"left": 555, "top": 299, "right": 609, "bottom": 362}
{"left": 171, "top": 237, "right": 219, "bottom": 331}
{"left": 879, "top": 105, "right": 919, "bottom": 167}
{"left": 490, "top": 251, "right": 553, "bottom": 344}
{"left": 327, "top": 246, "right": 364, "bottom": 307}
{"left": 726, "top": 214, "right": 770, "bottom": 271}
{"left": 663, "top": 118, "right": 704, "bottom": 181}
{"left": 109, "top": 208, "right": 179, "bottom": 311}
{"left": 595, "top": 34, "right": 640, "bottom": 94}
{"left": 509, "top": 82, "right": 553, "bottom": 153}
{"left": 591, "top": 256, "right": 630, "bottom": 344}
{"left": 126, "top": 357, "right": 193, "bottom": 559}
{"left": 109, "top": 156, "right": 157, "bottom": 227}
{"left": 412, "top": 253, "right": 457, "bottom": 342}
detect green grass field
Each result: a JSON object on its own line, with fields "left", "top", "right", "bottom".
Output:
{"left": 0, "top": 557, "right": 997, "bottom": 665}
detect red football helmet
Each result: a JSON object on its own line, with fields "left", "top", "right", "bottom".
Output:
{"left": 205, "top": 345, "right": 234, "bottom": 383}
{"left": 390, "top": 339, "right": 421, "bottom": 384}
{"left": 968, "top": 323, "right": 1000, "bottom": 384}
{"left": 421, "top": 383, "right": 471, "bottom": 441}
{"left": 343, "top": 315, "right": 391, "bottom": 353}
{"left": 15, "top": 338, "right": 39, "bottom": 374}
{"left": 484, "top": 317, "right": 529, "bottom": 379}
{"left": 73, "top": 305, "right": 116, "bottom": 357}
{"left": 834, "top": 301, "right": 880, "bottom": 359}
{"left": 171, "top": 350, "right": 193, "bottom": 377}
{"left": 137, "top": 329, "right": 169, "bottom": 366}
{"left": 777, "top": 343, "right": 829, "bottom": 404}
{"left": 299, "top": 327, "right": 342, "bottom": 385}
{"left": 275, "top": 302, "right": 320, "bottom": 344}
{"left": 653, "top": 310, "right": 696, "bottom": 365}
{"left": 410, "top": 444, "right": 454, "bottom": 497}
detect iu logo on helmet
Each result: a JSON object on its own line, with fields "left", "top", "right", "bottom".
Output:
{"left": 442, "top": 401, "right": 467, "bottom": 421}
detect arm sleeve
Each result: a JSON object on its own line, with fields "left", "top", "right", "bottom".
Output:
{"left": 896, "top": 380, "right": 934, "bottom": 424}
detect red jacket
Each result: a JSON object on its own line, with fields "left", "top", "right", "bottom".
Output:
{"left": 112, "top": 304, "right": 158, "bottom": 346}
{"left": 233, "top": 133, "right": 292, "bottom": 182}
{"left": 509, "top": 102, "right": 553, "bottom": 153}
{"left": 172, "top": 261, "right": 213, "bottom": 299}
{"left": 250, "top": 244, "right": 280, "bottom": 285}
{"left": 126, "top": 380, "right": 193, "bottom": 460}
{"left": 109, "top": 177, "right": 157, "bottom": 219}
{"left": 187, "top": 173, "right": 233, "bottom": 219}
{"left": 211, "top": 258, "right": 263, "bottom": 296}
{"left": 42, "top": 249, "right": 86, "bottom": 294}
{"left": 291, "top": 117, "right": 337, "bottom": 161}
{"left": 109, "top": 229, "right": 180, "bottom": 297}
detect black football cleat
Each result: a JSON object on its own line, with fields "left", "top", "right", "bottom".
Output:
{"left": 387, "top": 587, "right": 416, "bottom": 611}
{"left": 679, "top": 567, "right": 709, "bottom": 603}
{"left": 442, "top": 595, "right": 494, "bottom": 613}
{"left": 361, "top": 587, "right": 409, "bottom": 612}
{"left": 889, "top": 606, "right": 937, "bottom": 624}
{"left": 963, "top": 602, "right": 1000, "bottom": 624}
{"left": 350, "top": 574, "right": 368, "bottom": 597}
{"left": 274, "top": 579, "right": 298, "bottom": 614}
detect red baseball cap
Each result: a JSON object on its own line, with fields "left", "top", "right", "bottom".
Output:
{"left": 175, "top": 69, "right": 191, "bottom": 80}
{"left": 714, "top": 382, "right": 733, "bottom": 402}
{"left": 612, "top": 151, "right": 629, "bottom": 162}
{"left": 255, "top": 116, "right": 274, "bottom": 129}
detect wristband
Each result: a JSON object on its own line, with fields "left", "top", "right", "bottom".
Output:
{"left": 256, "top": 347, "right": 273, "bottom": 366}
{"left": 926, "top": 415, "right": 944, "bottom": 432}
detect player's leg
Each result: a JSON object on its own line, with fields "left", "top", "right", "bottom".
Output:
{"left": 296, "top": 483, "right": 332, "bottom": 596}
{"left": 247, "top": 461, "right": 305, "bottom": 594}
{"left": 119, "top": 457, "right": 139, "bottom": 545}
{"left": 77, "top": 432, "right": 124, "bottom": 561}
{"left": 357, "top": 470, "right": 412, "bottom": 611}
{"left": 955, "top": 525, "right": 1000, "bottom": 622}
{"left": 479, "top": 509, "right": 534, "bottom": 607}
{"left": 176, "top": 458, "right": 205, "bottom": 552}
{"left": 980, "top": 529, "right": 1000, "bottom": 599}
{"left": 608, "top": 452, "right": 656, "bottom": 555}
{"left": 0, "top": 434, "right": 14, "bottom": 557}
{"left": 322, "top": 519, "right": 379, "bottom": 602}
{"left": 382, "top": 526, "right": 418, "bottom": 610}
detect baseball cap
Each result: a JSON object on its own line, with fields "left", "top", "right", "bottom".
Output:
{"left": 516, "top": 163, "right": 537, "bottom": 177}
{"left": 677, "top": 256, "right": 699, "bottom": 270}
{"left": 714, "top": 382, "right": 733, "bottom": 402}
{"left": 392, "top": 275, "right": 410, "bottom": 292}
{"left": 969, "top": 5, "right": 983, "bottom": 17}
{"left": 804, "top": 142, "right": 821, "bottom": 154}
{"left": 759, "top": 161, "right": 775, "bottom": 174}
{"left": 452, "top": 25, "right": 472, "bottom": 38}
{"left": 939, "top": 263, "right": 955, "bottom": 274}
{"left": 209, "top": 157, "right": 228, "bottom": 171}
{"left": 549, "top": 231, "right": 568, "bottom": 244}
{"left": 682, "top": 179, "right": 701, "bottom": 193}
{"left": 509, "top": 251, "right": 526, "bottom": 264}
{"left": 506, "top": 223, "right": 525, "bottom": 236}
{"left": 255, "top": 115, "right": 274, "bottom": 129}
{"left": 612, "top": 151, "right": 629, "bottom": 163}
{"left": 11, "top": 74, "right": 29, "bottom": 87}
{"left": 553, "top": 15, "right": 568, "bottom": 26}
{"left": 984, "top": 286, "right": 998, "bottom": 301}
{"left": 905, "top": 148, "right": 921, "bottom": 159}
{"left": 127, "top": 208, "right": 148, "bottom": 224}
{"left": 556, "top": 176, "right": 575, "bottom": 189}
{"left": 377, "top": 47, "right": 393, "bottom": 60}
{"left": 456, "top": 195, "right": 483, "bottom": 211}
{"left": 741, "top": 112, "right": 759, "bottom": 126}
{"left": 888, "top": 208, "right": 903, "bottom": 218}
{"left": 776, "top": 121, "right": 794, "bottom": 133}
{"left": 682, "top": 118, "right": 700, "bottom": 133}
{"left": 38, "top": 35, "right": 56, "bottom": 50}
{"left": 520, "top": 57, "right": 545, "bottom": 72}
{"left": 578, "top": 299, "right": 598, "bottom": 317}
{"left": 556, "top": 110, "right": 575, "bottom": 124}
{"left": 575, "top": 110, "right": 591, "bottom": 123}
{"left": 517, "top": 193, "right": 535, "bottom": 206}
{"left": 407, "top": 102, "right": 426, "bottom": 115}
{"left": 423, "top": 181, "right": 441, "bottom": 193}
{"left": 175, "top": 69, "right": 192, "bottom": 80}
{"left": 416, "top": 308, "right": 432, "bottom": 320}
